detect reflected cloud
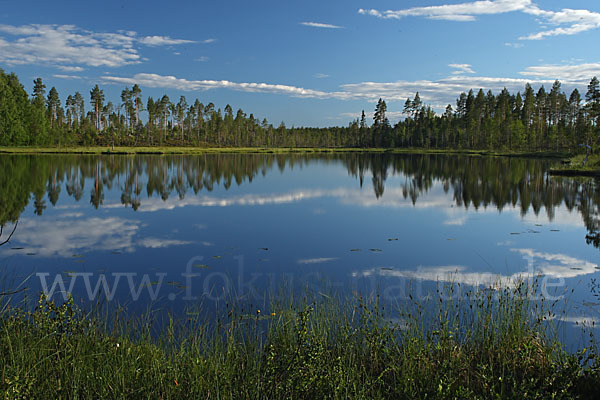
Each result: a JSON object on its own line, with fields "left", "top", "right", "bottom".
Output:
{"left": 9, "top": 216, "right": 140, "bottom": 257}
{"left": 2, "top": 215, "right": 195, "bottom": 257}
{"left": 353, "top": 249, "right": 598, "bottom": 286}
{"left": 511, "top": 248, "right": 598, "bottom": 279}
{"left": 114, "top": 189, "right": 349, "bottom": 212}
{"left": 137, "top": 238, "right": 192, "bottom": 249}
{"left": 353, "top": 265, "right": 517, "bottom": 287}
{"left": 443, "top": 215, "right": 468, "bottom": 226}
{"left": 497, "top": 240, "right": 515, "bottom": 246}
{"left": 297, "top": 257, "right": 339, "bottom": 265}
{"left": 101, "top": 184, "right": 586, "bottom": 231}
{"left": 559, "top": 315, "right": 599, "bottom": 328}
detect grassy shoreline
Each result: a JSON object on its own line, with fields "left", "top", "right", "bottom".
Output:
{"left": 0, "top": 145, "right": 571, "bottom": 158}
{"left": 1, "top": 284, "right": 599, "bottom": 399}
{"left": 549, "top": 154, "right": 600, "bottom": 177}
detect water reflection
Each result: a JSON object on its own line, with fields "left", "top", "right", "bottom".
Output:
{"left": 0, "top": 153, "right": 599, "bottom": 249}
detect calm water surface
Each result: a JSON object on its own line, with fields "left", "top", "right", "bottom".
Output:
{"left": 1, "top": 153, "right": 600, "bottom": 344}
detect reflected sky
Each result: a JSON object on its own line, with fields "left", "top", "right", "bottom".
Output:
{"left": 1, "top": 153, "right": 600, "bottom": 340}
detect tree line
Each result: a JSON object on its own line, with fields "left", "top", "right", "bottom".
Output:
{"left": 1, "top": 68, "right": 599, "bottom": 150}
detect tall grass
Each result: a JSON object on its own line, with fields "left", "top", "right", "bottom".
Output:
{"left": 1, "top": 281, "right": 599, "bottom": 399}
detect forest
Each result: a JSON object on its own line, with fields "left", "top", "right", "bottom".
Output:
{"left": 1, "top": 68, "right": 599, "bottom": 151}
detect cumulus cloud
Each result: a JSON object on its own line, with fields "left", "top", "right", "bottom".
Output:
{"left": 359, "top": 0, "right": 600, "bottom": 41}
{"left": 101, "top": 73, "right": 350, "bottom": 99}
{"left": 138, "top": 35, "right": 195, "bottom": 46}
{"left": 53, "top": 74, "right": 84, "bottom": 80}
{"left": 0, "top": 24, "right": 195, "bottom": 68}
{"left": 99, "top": 63, "right": 597, "bottom": 115}
{"left": 449, "top": 63, "right": 475, "bottom": 74}
{"left": 520, "top": 62, "right": 600, "bottom": 81}
{"left": 300, "top": 22, "right": 343, "bottom": 29}
{"left": 358, "top": 0, "right": 531, "bottom": 22}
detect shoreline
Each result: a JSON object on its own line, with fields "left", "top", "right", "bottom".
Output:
{"left": 0, "top": 146, "right": 572, "bottom": 158}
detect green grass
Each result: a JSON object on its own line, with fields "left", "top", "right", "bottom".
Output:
{"left": 0, "top": 283, "right": 598, "bottom": 399}
{"left": 0, "top": 145, "right": 571, "bottom": 158}
{"left": 549, "top": 154, "right": 600, "bottom": 176}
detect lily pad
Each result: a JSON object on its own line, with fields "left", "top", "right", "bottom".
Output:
{"left": 212, "top": 255, "right": 222, "bottom": 259}
{"left": 350, "top": 249, "right": 361, "bottom": 252}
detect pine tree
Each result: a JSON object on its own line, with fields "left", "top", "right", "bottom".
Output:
{"left": 90, "top": 85, "right": 105, "bottom": 131}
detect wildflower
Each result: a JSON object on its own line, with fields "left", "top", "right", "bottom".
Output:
{"left": 271, "top": 312, "right": 276, "bottom": 316}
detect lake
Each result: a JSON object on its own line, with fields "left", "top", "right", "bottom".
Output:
{"left": 1, "top": 153, "right": 599, "bottom": 346}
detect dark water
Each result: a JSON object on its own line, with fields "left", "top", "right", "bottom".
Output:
{"left": 1, "top": 153, "right": 600, "bottom": 343}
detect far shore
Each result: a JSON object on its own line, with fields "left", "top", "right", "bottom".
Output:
{"left": 0, "top": 146, "right": 572, "bottom": 158}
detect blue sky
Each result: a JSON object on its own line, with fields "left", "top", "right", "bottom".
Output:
{"left": 1, "top": 0, "right": 599, "bottom": 127}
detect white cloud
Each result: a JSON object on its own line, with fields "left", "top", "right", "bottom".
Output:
{"left": 195, "top": 56, "right": 210, "bottom": 62}
{"left": 341, "top": 110, "right": 405, "bottom": 122}
{"left": 314, "top": 73, "right": 329, "bottom": 79}
{"left": 300, "top": 22, "right": 343, "bottom": 29}
{"left": 53, "top": 74, "right": 84, "bottom": 80}
{"left": 359, "top": 0, "right": 600, "bottom": 41}
{"left": 520, "top": 62, "right": 600, "bottom": 81}
{"left": 201, "top": 38, "right": 217, "bottom": 44}
{"left": 504, "top": 42, "right": 524, "bottom": 48}
{"left": 138, "top": 35, "right": 195, "bottom": 46}
{"left": 449, "top": 63, "right": 475, "bottom": 74}
{"left": 521, "top": 6, "right": 600, "bottom": 40}
{"left": 57, "top": 65, "right": 85, "bottom": 72}
{"left": 358, "top": 0, "right": 531, "bottom": 21}
{"left": 101, "top": 73, "right": 349, "bottom": 99}
{"left": 99, "top": 59, "right": 596, "bottom": 109}
{"left": 0, "top": 24, "right": 194, "bottom": 68}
